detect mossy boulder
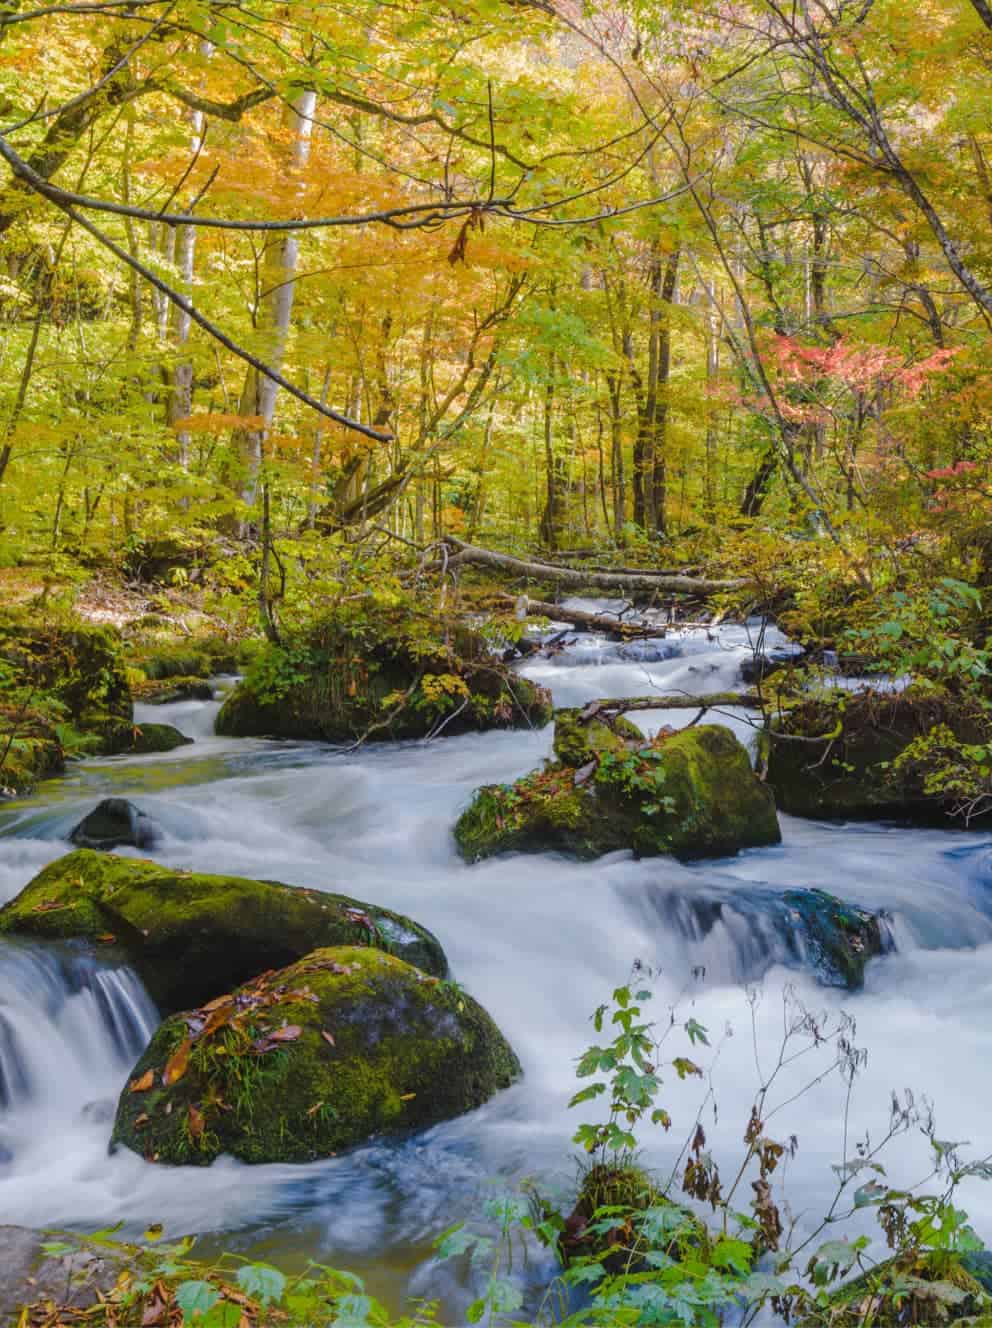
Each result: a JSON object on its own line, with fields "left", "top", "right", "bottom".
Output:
{"left": 781, "top": 889, "right": 889, "bottom": 988}
{"left": 69, "top": 798, "right": 159, "bottom": 851}
{"left": 767, "top": 690, "right": 992, "bottom": 823}
{"left": 0, "top": 710, "right": 64, "bottom": 797}
{"left": 127, "top": 723, "right": 192, "bottom": 753}
{"left": 0, "top": 612, "right": 132, "bottom": 755}
{"left": 806, "top": 1253, "right": 991, "bottom": 1328}
{"left": 0, "top": 850, "right": 447, "bottom": 1012}
{"left": 214, "top": 611, "right": 552, "bottom": 743}
{"left": 455, "top": 712, "right": 780, "bottom": 862}
{"left": 110, "top": 945, "right": 520, "bottom": 1165}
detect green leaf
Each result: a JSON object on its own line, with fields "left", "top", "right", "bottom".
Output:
{"left": 175, "top": 1281, "right": 220, "bottom": 1319}
{"left": 236, "top": 1264, "right": 286, "bottom": 1307}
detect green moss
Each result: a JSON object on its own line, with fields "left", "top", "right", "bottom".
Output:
{"left": 782, "top": 889, "right": 886, "bottom": 988}
{"left": 767, "top": 691, "right": 990, "bottom": 822}
{"left": 456, "top": 716, "right": 780, "bottom": 862}
{"left": 807, "top": 1253, "right": 989, "bottom": 1328}
{"left": 0, "top": 849, "right": 447, "bottom": 1011}
{"left": 110, "top": 946, "right": 520, "bottom": 1165}
{"left": 0, "top": 731, "right": 64, "bottom": 796}
{"left": 132, "top": 676, "right": 214, "bottom": 704}
{"left": 214, "top": 614, "right": 552, "bottom": 743}
{"left": 127, "top": 723, "right": 192, "bottom": 753}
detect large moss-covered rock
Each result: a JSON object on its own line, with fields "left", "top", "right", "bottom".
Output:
{"left": 127, "top": 723, "right": 192, "bottom": 753}
{"left": 110, "top": 945, "right": 520, "bottom": 1165}
{"left": 215, "top": 612, "right": 552, "bottom": 743}
{"left": 131, "top": 677, "right": 214, "bottom": 705}
{"left": 781, "top": 889, "right": 888, "bottom": 988}
{"left": 805, "top": 1253, "right": 991, "bottom": 1328}
{"left": 455, "top": 712, "right": 780, "bottom": 862}
{"left": 0, "top": 850, "right": 447, "bottom": 1011}
{"left": 767, "top": 690, "right": 991, "bottom": 823}
{"left": 0, "top": 612, "right": 132, "bottom": 756}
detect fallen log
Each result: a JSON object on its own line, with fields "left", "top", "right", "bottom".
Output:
{"left": 497, "top": 594, "right": 665, "bottom": 638}
{"left": 441, "top": 536, "right": 744, "bottom": 597}
{"left": 580, "top": 692, "right": 761, "bottom": 718}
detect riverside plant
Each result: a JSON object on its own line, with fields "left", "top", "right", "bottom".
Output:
{"left": 23, "top": 977, "right": 992, "bottom": 1328}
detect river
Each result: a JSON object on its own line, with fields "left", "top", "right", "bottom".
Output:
{"left": 1, "top": 609, "right": 990, "bottom": 1315}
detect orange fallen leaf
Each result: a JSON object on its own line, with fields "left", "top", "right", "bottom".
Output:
{"left": 320, "top": 1030, "right": 335, "bottom": 1047}
{"left": 306, "top": 1101, "right": 324, "bottom": 1117}
{"left": 134, "top": 1112, "right": 150, "bottom": 1128}
{"left": 96, "top": 933, "right": 116, "bottom": 943}
{"left": 31, "top": 901, "right": 64, "bottom": 913}
{"left": 399, "top": 1093, "right": 416, "bottom": 1101}
{"left": 188, "top": 1104, "right": 204, "bottom": 1139}
{"left": 129, "top": 1070, "right": 154, "bottom": 1093}
{"left": 163, "top": 1038, "right": 191, "bottom": 1086}
{"left": 199, "top": 995, "right": 233, "bottom": 1013}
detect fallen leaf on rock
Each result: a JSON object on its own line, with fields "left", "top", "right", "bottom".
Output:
{"left": 320, "top": 1030, "right": 335, "bottom": 1047}
{"left": 31, "top": 900, "right": 64, "bottom": 913}
{"left": 129, "top": 1070, "right": 154, "bottom": 1093}
{"left": 306, "top": 1101, "right": 324, "bottom": 1117}
{"left": 188, "top": 1104, "right": 204, "bottom": 1139}
{"left": 134, "top": 1113, "right": 150, "bottom": 1128}
{"left": 268, "top": 1024, "right": 302, "bottom": 1042}
{"left": 163, "top": 1038, "right": 191, "bottom": 1086}
{"left": 96, "top": 933, "right": 117, "bottom": 943}
{"left": 400, "top": 1093, "right": 416, "bottom": 1101}
{"left": 199, "top": 995, "right": 233, "bottom": 1013}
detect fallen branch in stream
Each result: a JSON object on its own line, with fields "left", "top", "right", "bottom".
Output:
{"left": 497, "top": 593, "right": 669, "bottom": 638}
{"left": 438, "top": 536, "right": 746, "bottom": 597}
{"left": 580, "top": 692, "right": 762, "bottom": 718}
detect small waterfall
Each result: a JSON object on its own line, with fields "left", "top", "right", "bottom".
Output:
{"left": 0, "top": 943, "right": 156, "bottom": 1135}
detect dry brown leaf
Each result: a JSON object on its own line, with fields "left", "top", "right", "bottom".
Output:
{"left": 199, "top": 995, "right": 233, "bottom": 1013}
{"left": 134, "top": 1113, "right": 150, "bottom": 1128}
{"left": 268, "top": 1024, "right": 302, "bottom": 1043}
{"left": 188, "top": 1104, "right": 204, "bottom": 1139}
{"left": 129, "top": 1070, "right": 154, "bottom": 1093}
{"left": 320, "top": 1030, "right": 335, "bottom": 1047}
{"left": 163, "top": 1037, "right": 191, "bottom": 1086}
{"left": 96, "top": 933, "right": 117, "bottom": 943}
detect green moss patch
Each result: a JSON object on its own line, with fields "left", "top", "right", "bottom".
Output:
{"left": 0, "top": 850, "right": 447, "bottom": 1011}
{"left": 456, "top": 713, "right": 780, "bottom": 862}
{"left": 110, "top": 945, "right": 520, "bottom": 1165}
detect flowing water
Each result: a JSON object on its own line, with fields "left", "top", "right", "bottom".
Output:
{"left": 1, "top": 610, "right": 991, "bottom": 1313}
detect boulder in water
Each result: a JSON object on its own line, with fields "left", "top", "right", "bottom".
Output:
{"left": 781, "top": 889, "right": 889, "bottom": 988}
{"left": 132, "top": 677, "right": 215, "bottom": 704}
{"left": 767, "top": 690, "right": 992, "bottom": 824}
{"left": 0, "top": 849, "right": 448, "bottom": 1011}
{"left": 0, "top": 1226, "right": 119, "bottom": 1321}
{"left": 455, "top": 711, "right": 780, "bottom": 862}
{"left": 214, "top": 610, "right": 552, "bottom": 743}
{"left": 110, "top": 945, "right": 520, "bottom": 1165}
{"left": 126, "top": 723, "right": 192, "bottom": 754}
{"left": 69, "top": 798, "right": 159, "bottom": 851}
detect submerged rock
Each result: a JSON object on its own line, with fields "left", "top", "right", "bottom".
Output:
{"left": 111, "top": 945, "right": 520, "bottom": 1165}
{"left": 767, "top": 691, "right": 992, "bottom": 823}
{"left": 0, "top": 850, "right": 447, "bottom": 1012}
{"left": 215, "top": 613, "right": 552, "bottom": 743}
{"left": 126, "top": 723, "right": 192, "bottom": 754}
{"left": 69, "top": 799, "right": 159, "bottom": 851}
{"left": 455, "top": 711, "right": 780, "bottom": 862}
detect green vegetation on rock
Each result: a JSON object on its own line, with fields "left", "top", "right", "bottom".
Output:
{"left": 110, "top": 945, "right": 520, "bottom": 1164}
{"left": 782, "top": 888, "right": 888, "bottom": 988}
{"left": 215, "top": 607, "right": 551, "bottom": 743}
{"left": 128, "top": 723, "right": 192, "bottom": 753}
{"left": 0, "top": 849, "right": 448, "bottom": 1011}
{"left": 455, "top": 712, "right": 780, "bottom": 862}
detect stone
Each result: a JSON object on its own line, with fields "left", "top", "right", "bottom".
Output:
{"left": 69, "top": 798, "right": 159, "bottom": 851}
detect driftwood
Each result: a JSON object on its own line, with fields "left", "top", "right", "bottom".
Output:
{"left": 498, "top": 594, "right": 666, "bottom": 638}
{"left": 580, "top": 692, "right": 761, "bottom": 719}
{"left": 440, "top": 536, "right": 744, "bottom": 597}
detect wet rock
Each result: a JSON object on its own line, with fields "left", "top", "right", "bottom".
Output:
{"left": 0, "top": 1225, "right": 119, "bottom": 1322}
{"left": 767, "top": 691, "right": 992, "bottom": 823}
{"left": 69, "top": 798, "right": 159, "bottom": 851}
{"left": 0, "top": 849, "right": 448, "bottom": 1012}
{"left": 781, "top": 889, "right": 890, "bottom": 987}
{"left": 111, "top": 945, "right": 520, "bottom": 1165}
{"left": 215, "top": 613, "right": 552, "bottom": 743}
{"left": 126, "top": 723, "right": 192, "bottom": 754}
{"left": 456, "top": 711, "right": 780, "bottom": 863}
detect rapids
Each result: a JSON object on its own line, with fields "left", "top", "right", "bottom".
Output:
{"left": 0, "top": 609, "right": 990, "bottom": 1313}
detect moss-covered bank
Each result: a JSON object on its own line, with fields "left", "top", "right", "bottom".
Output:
{"left": 215, "top": 609, "right": 551, "bottom": 743}
{"left": 767, "top": 690, "right": 992, "bottom": 823}
{"left": 0, "top": 850, "right": 447, "bottom": 1011}
{"left": 111, "top": 945, "right": 520, "bottom": 1164}
{"left": 455, "top": 711, "right": 780, "bottom": 862}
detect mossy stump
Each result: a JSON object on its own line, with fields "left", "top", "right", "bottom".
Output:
{"left": 0, "top": 850, "right": 447, "bottom": 1011}
{"left": 110, "top": 946, "right": 520, "bottom": 1165}
{"left": 455, "top": 711, "right": 780, "bottom": 862}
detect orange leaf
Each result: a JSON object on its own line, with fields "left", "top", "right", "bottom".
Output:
{"left": 163, "top": 1038, "right": 191, "bottom": 1086}
{"left": 199, "top": 995, "right": 233, "bottom": 1013}
{"left": 129, "top": 1070, "right": 154, "bottom": 1093}
{"left": 321, "top": 1030, "right": 335, "bottom": 1047}
{"left": 134, "top": 1112, "right": 150, "bottom": 1128}
{"left": 97, "top": 933, "right": 116, "bottom": 943}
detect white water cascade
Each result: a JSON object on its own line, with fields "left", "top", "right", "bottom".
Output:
{"left": 0, "top": 616, "right": 991, "bottom": 1309}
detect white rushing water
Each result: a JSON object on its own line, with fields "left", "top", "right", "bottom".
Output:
{"left": 0, "top": 616, "right": 990, "bottom": 1312}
